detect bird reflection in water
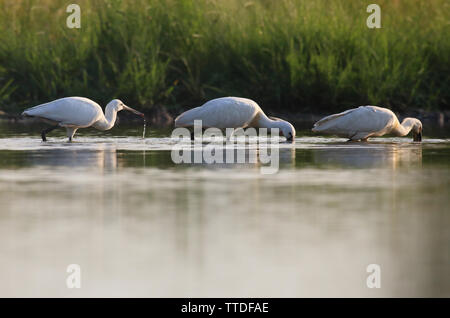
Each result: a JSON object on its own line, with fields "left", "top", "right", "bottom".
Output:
{"left": 174, "top": 143, "right": 296, "bottom": 172}
{"left": 26, "top": 147, "right": 118, "bottom": 171}
{"left": 312, "top": 143, "right": 422, "bottom": 169}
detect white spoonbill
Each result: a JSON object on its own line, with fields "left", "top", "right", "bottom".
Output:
{"left": 312, "top": 106, "right": 422, "bottom": 141}
{"left": 22, "top": 97, "right": 145, "bottom": 142}
{"left": 174, "top": 97, "right": 296, "bottom": 141}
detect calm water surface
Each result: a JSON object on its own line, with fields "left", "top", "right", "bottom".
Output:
{"left": 0, "top": 123, "right": 449, "bottom": 297}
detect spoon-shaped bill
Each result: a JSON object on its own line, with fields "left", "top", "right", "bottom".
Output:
{"left": 413, "top": 131, "right": 422, "bottom": 142}
{"left": 123, "top": 105, "right": 145, "bottom": 118}
{"left": 278, "top": 129, "right": 294, "bottom": 142}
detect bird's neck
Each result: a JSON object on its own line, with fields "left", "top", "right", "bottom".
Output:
{"left": 393, "top": 118, "right": 417, "bottom": 136}
{"left": 257, "top": 113, "right": 284, "bottom": 130}
{"left": 93, "top": 106, "right": 117, "bottom": 131}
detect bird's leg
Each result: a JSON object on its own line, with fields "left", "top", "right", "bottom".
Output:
{"left": 41, "top": 125, "right": 59, "bottom": 142}
{"left": 190, "top": 128, "right": 207, "bottom": 140}
{"left": 225, "top": 128, "right": 235, "bottom": 141}
{"left": 66, "top": 127, "right": 77, "bottom": 142}
{"left": 347, "top": 133, "right": 359, "bottom": 142}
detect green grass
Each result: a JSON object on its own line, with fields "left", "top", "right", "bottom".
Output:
{"left": 0, "top": 0, "right": 448, "bottom": 114}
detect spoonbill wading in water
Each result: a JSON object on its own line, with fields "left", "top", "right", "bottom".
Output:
{"left": 174, "top": 97, "right": 296, "bottom": 142}
{"left": 22, "top": 97, "right": 145, "bottom": 142}
{"left": 312, "top": 106, "right": 423, "bottom": 142}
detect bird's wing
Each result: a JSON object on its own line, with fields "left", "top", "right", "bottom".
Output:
{"left": 174, "top": 106, "right": 203, "bottom": 127}
{"left": 312, "top": 108, "right": 359, "bottom": 128}
{"left": 22, "top": 97, "right": 102, "bottom": 127}
{"left": 175, "top": 97, "right": 259, "bottom": 128}
{"left": 312, "top": 106, "right": 395, "bottom": 138}
{"left": 268, "top": 116, "right": 285, "bottom": 121}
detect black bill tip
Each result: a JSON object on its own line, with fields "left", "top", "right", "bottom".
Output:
{"left": 413, "top": 132, "right": 422, "bottom": 142}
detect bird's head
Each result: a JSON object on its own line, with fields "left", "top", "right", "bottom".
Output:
{"left": 107, "top": 99, "right": 145, "bottom": 118}
{"left": 273, "top": 119, "right": 296, "bottom": 142}
{"left": 412, "top": 119, "right": 423, "bottom": 142}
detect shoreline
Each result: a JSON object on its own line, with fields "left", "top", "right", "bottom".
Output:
{"left": 2, "top": 107, "right": 448, "bottom": 129}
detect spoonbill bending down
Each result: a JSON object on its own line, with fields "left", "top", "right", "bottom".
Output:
{"left": 22, "top": 97, "right": 144, "bottom": 142}
{"left": 174, "top": 97, "right": 296, "bottom": 141}
{"left": 312, "top": 106, "right": 422, "bottom": 142}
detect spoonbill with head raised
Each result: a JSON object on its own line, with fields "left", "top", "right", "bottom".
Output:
{"left": 174, "top": 97, "right": 296, "bottom": 142}
{"left": 22, "top": 97, "right": 145, "bottom": 142}
{"left": 312, "top": 106, "right": 422, "bottom": 141}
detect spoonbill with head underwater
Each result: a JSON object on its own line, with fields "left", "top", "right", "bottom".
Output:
{"left": 22, "top": 97, "right": 145, "bottom": 142}
{"left": 312, "top": 106, "right": 422, "bottom": 142}
{"left": 174, "top": 97, "right": 296, "bottom": 142}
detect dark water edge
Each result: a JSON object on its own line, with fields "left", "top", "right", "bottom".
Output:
{"left": 1, "top": 112, "right": 450, "bottom": 140}
{"left": 2, "top": 106, "right": 450, "bottom": 128}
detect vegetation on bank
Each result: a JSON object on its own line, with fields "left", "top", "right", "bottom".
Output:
{"left": 0, "top": 0, "right": 448, "bottom": 115}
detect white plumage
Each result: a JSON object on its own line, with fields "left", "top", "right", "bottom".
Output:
{"left": 312, "top": 106, "right": 423, "bottom": 141}
{"left": 22, "top": 97, "right": 144, "bottom": 141}
{"left": 175, "top": 97, "right": 296, "bottom": 141}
